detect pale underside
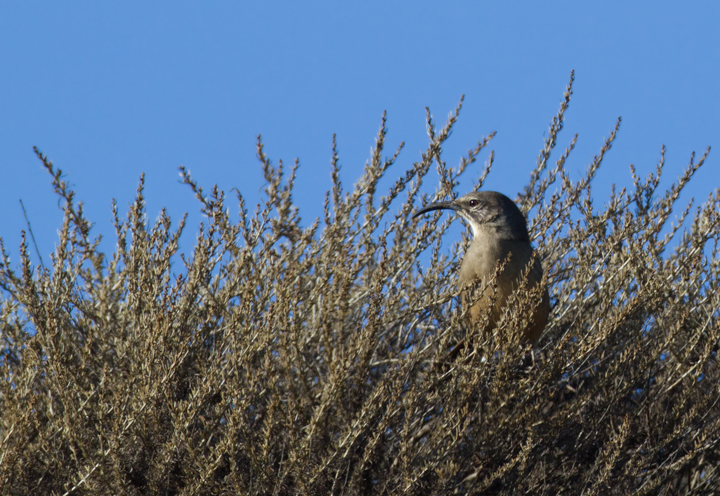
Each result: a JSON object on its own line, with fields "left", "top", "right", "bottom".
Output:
{"left": 458, "top": 231, "right": 549, "bottom": 344}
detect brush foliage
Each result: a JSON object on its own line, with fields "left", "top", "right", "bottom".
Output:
{"left": 2, "top": 74, "right": 720, "bottom": 495}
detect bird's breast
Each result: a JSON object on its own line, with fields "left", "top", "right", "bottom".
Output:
{"left": 458, "top": 237, "right": 534, "bottom": 288}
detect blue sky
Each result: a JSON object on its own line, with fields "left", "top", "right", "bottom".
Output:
{"left": 1, "top": 2, "right": 718, "bottom": 265}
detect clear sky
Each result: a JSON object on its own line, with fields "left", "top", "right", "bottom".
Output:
{"left": 1, "top": 2, "right": 718, "bottom": 265}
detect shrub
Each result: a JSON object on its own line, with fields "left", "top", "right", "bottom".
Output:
{"left": 1, "top": 73, "right": 719, "bottom": 495}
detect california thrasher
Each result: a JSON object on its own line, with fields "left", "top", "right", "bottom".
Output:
{"left": 414, "top": 191, "right": 549, "bottom": 344}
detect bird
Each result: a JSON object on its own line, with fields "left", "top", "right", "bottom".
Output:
{"left": 414, "top": 191, "right": 549, "bottom": 346}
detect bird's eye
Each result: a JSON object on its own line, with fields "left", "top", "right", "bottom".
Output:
{"left": 468, "top": 199, "right": 479, "bottom": 207}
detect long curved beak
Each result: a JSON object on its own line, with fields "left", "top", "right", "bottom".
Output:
{"left": 413, "top": 201, "right": 458, "bottom": 218}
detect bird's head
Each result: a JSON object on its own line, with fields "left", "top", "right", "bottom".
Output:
{"left": 413, "top": 191, "right": 530, "bottom": 241}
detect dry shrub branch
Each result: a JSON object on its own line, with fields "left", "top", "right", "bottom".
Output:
{"left": 1, "top": 73, "right": 719, "bottom": 495}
